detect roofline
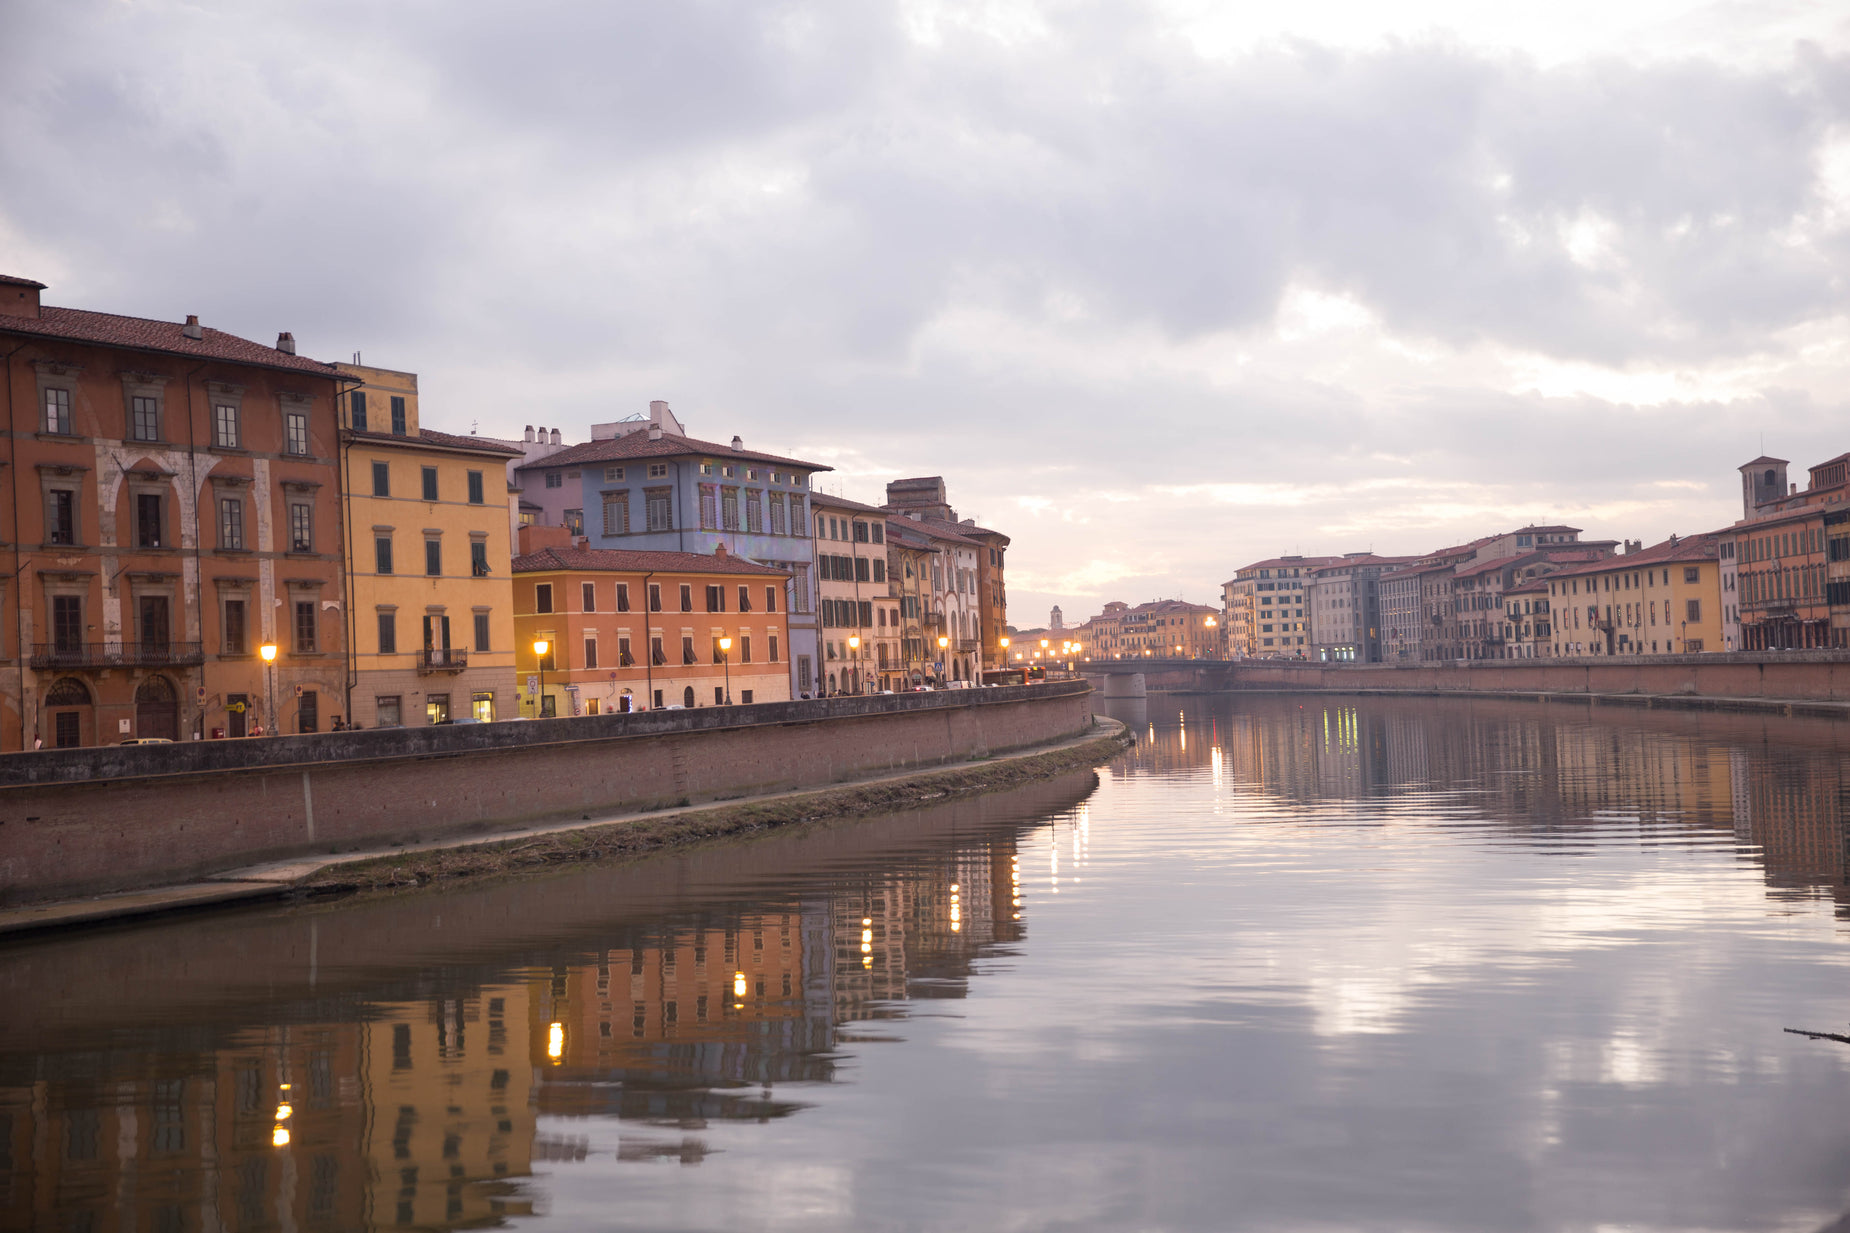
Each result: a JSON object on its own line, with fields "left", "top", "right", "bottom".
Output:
{"left": 0, "top": 317, "right": 355, "bottom": 382}
{"left": 342, "top": 430, "right": 525, "bottom": 459}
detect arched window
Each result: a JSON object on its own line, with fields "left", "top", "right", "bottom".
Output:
{"left": 682, "top": 685, "right": 695, "bottom": 708}
{"left": 45, "top": 677, "right": 91, "bottom": 707}
{"left": 1765, "top": 469, "right": 1776, "bottom": 487}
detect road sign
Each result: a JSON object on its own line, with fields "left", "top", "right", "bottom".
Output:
{"left": 526, "top": 675, "right": 539, "bottom": 695}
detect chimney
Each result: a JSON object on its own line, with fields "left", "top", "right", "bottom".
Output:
{"left": 182, "top": 314, "right": 203, "bottom": 341}
{"left": 648, "top": 423, "right": 662, "bottom": 441}
{"left": 524, "top": 425, "right": 536, "bottom": 443}
{"left": 275, "top": 331, "right": 296, "bottom": 354}
{"left": 550, "top": 428, "right": 562, "bottom": 445}
{"left": 731, "top": 435, "right": 743, "bottom": 451}
{"left": 1792, "top": 483, "right": 1799, "bottom": 495}
{"left": 0, "top": 277, "right": 45, "bottom": 320}
{"left": 714, "top": 542, "right": 729, "bottom": 558}
{"left": 650, "top": 399, "right": 671, "bottom": 421}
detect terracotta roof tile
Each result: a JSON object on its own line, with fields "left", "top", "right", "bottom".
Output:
{"left": 1547, "top": 533, "right": 1722, "bottom": 577}
{"left": 1, "top": 303, "right": 345, "bottom": 377}
{"left": 346, "top": 427, "right": 525, "bottom": 457}
{"left": 512, "top": 546, "right": 792, "bottom": 576}
{"left": 514, "top": 430, "right": 829, "bottom": 473}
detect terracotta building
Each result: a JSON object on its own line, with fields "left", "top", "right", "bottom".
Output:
{"left": 810, "top": 491, "right": 900, "bottom": 695}
{"left": 511, "top": 527, "right": 791, "bottom": 714}
{"left": 0, "top": 273, "right": 350, "bottom": 748}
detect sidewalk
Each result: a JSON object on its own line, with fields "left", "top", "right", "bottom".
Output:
{"left": 0, "top": 718, "right": 1128, "bottom": 939}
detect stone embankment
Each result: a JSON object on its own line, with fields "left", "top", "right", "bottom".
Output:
{"left": 0, "top": 682, "right": 1098, "bottom": 913}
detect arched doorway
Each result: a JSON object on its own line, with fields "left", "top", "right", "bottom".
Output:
{"left": 44, "top": 677, "right": 92, "bottom": 748}
{"left": 134, "top": 676, "right": 178, "bottom": 741}
{"left": 682, "top": 685, "right": 695, "bottom": 708}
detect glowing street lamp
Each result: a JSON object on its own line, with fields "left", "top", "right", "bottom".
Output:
{"left": 719, "top": 635, "right": 733, "bottom": 704}
{"left": 999, "top": 635, "right": 1009, "bottom": 672}
{"left": 938, "top": 634, "right": 949, "bottom": 685}
{"left": 846, "top": 634, "right": 860, "bottom": 694}
{"left": 258, "top": 641, "right": 277, "bottom": 735}
{"left": 533, "top": 638, "right": 550, "bottom": 717}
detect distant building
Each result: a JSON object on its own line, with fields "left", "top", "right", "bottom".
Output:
{"left": 1545, "top": 533, "right": 1724, "bottom": 657}
{"left": 1306, "top": 554, "right": 1416, "bottom": 662}
{"left": 809, "top": 491, "right": 899, "bottom": 695}
{"left": 1720, "top": 454, "right": 1845, "bottom": 650}
{"left": 1222, "top": 557, "right": 1338, "bottom": 657}
{"left": 1050, "top": 605, "right": 1064, "bottom": 630}
{"left": 883, "top": 477, "right": 1009, "bottom": 676}
{"left": 1077, "top": 599, "right": 1219, "bottom": 660}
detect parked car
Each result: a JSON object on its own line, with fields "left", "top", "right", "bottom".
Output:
{"left": 120, "top": 737, "right": 173, "bottom": 745}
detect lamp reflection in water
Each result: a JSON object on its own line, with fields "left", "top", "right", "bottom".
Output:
{"left": 546, "top": 1021, "right": 564, "bottom": 1062}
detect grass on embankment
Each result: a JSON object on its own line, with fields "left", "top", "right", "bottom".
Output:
{"left": 302, "top": 726, "right": 1133, "bottom": 895}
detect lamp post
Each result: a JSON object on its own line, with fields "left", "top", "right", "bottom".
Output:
{"left": 258, "top": 641, "right": 277, "bottom": 735}
{"left": 937, "top": 634, "right": 949, "bottom": 686}
{"left": 533, "top": 638, "right": 550, "bottom": 717}
{"left": 998, "top": 635, "right": 1009, "bottom": 677}
{"left": 846, "top": 635, "right": 859, "bottom": 694}
{"left": 719, "top": 636, "right": 733, "bottom": 704}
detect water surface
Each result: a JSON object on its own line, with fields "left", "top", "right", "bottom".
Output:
{"left": 7, "top": 694, "right": 1850, "bottom": 1231}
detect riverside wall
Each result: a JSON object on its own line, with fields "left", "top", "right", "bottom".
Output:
{"left": 1085, "top": 653, "right": 1850, "bottom": 708}
{"left": 0, "top": 682, "right": 1094, "bottom": 907}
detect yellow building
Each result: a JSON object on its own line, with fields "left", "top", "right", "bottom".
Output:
{"left": 1546, "top": 532, "right": 1724, "bottom": 658}
{"left": 338, "top": 364, "right": 523, "bottom": 726}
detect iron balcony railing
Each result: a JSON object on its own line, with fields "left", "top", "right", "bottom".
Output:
{"left": 418, "top": 648, "right": 469, "bottom": 673}
{"left": 31, "top": 641, "right": 205, "bottom": 670}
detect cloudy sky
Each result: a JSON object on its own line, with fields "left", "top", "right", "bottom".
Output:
{"left": 4, "top": 0, "right": 1848, "bottom": 623}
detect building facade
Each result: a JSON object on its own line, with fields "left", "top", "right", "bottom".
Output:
{"left": 810, "top": 492, "right": 899, "bottom": 695}
{"left": 337, "top": 363, "right": 522, "bottom": 727}
{"left": 512, "top": 402, "right": 829, "bottom": 697}
{"left": 1223, "top": 556, "right": 1334, "bottom": 657}
{"left": 1, "top": 273, "right": 350, "bottom": 748}
{"left": 1306, "top": 554, "right": 1413, "bottom": 662}
{"left": 884, "top": 520, "right": 940, "bottom": 689}
{"left": 1546, "top": 534, "right": 1723, "bottom": 657}
{"left": 1722, "top": 454, "right": 1845, "bottom": 651}
{"left": 511, "top": 531, "right": 791, "bottom": 714}
{"left": 883, "top": 477, "right": 1009, "bottom": 677}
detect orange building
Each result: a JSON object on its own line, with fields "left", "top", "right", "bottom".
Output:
{"left": 511, "top": 526, "right": 792, "bottom": 714}
{"left": 0, "top": 273, "right": 351, "bottom": 748}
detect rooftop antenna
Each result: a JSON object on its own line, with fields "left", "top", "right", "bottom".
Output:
{"left": 352, "top": 351, "right": 361, "bottom": 365}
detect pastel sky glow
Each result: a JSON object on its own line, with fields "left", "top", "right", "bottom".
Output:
{"left": 4, "top": 0, "right": 1848, "bottom": 622}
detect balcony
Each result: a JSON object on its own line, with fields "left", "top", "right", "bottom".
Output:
{"left": 31, "top": 641, "right": 205, "bottom": 670}
{"left": 418, "top": 648, "right": 469, "bottom": 674}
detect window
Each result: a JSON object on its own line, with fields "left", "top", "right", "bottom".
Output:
{"left": 680, "top": 584, "right": 692, "bottom": 611}
{"left": 737, "top": 584, "right": 751, "bottom": 612}
{"left": 706, "top": 584, "right": 724, "bottom": 613}
{"left": 582, "top": 582, "right": 596, "bottom": 611}
{"left": 646, "top": 488, "right": 673, "bottom": 532}
{"left": 770, "top": 493, "right": 787, "bottom": 535}
{"left": 721, "top": 487, "right": 739, "bottom": 530}
{"left": 474, "top": 612, "right": 490, "bottom": 652}
{"left": 349, "top": 390, "right": 368, "bottom": 430}
{"left": 617, "top": 583, "right": 631, "bottom": 612}
{"left": 873, "top": 559, "right": 885, "bottom": 583}
{"left": 1685, "top": 599, "right": 1702, "bottom": 622}
{"left": 769, "top": 634, "right": 779, "bottom": 663}
{"left": 700, "top": 485, "right": 718, "bottom": 529}
{"left": 222, "top": 599, "right": 248, "bottom": 655}
{"left": 467, "top": 470, "right": 485, "bottom": 504}
{"left": 715, "top": 686, "right": 726, "bottom": 705}
{"left": 427, "top": 693, "right": 451, "bottom": 723}
{"left": 294, "top": 601, "right": 317, "bottom": 652}
{"left": 286, "top": 412, "right": 308, "bottom": 456}
{"left": 682, "top": 636, "right": 696, "bottom": 665}
{"left": 290, "top": 503, "right": 313, "bottom": 552}
{"left": 765, "top": 585, "right": 777, "bottom": 613}
{"left": 871, "top": 522, "right": 884, "bottom": 544}
{"left": 219, "top": 497, "right": 244, "bottom": 549}
{"left": 44, "top": 387, "right": 71, "bottom": 434}
{"left": 472, "top": 691, "right": 494, "bottom": 721}
{"left": 421, "top": 467, "right": 439, "bottom": 501}
{"left": 854, "top": 521, "right": 868, "bottom": 542}
{"left": 545, "top": 471, "right": 562, "bottom": 489}
{"left": 214, "top": 403, "right": 240, "bottom": 448}
{"left": 605, "top": 467, "right": 625, "bottom": 481}
{"left": 618, "top": 636, "right": 634, "bottom": 666}
{"left": 376, "top": 695, "right": 401, "bottom": 726}
{"left": 746, "top": 490, "right": 763, "bottom": 532}
{"left": 648, "top": 583, "right": 662, "bottom": 612}
{"left": 651, "top": 636, "right": 665, "bottom": 666}
{"left": 536, "top": 583, "right": 553, "bottom": 614}
{"left": 741, "top": 635, "right": 752, "bottom": 663}
{"left": 375, "top": 536, "right": 393, "bottom": 574}
{"left": 137, "top": 493, "right": 164, "bottom": 548}
{"left": 1684, "top": 567, "right": 1701, "bottom": 584}
{"left": 390, "top": 396, "right": 407, "bottom": 435}
{"left": 51, "top": 595, "right": 82, "bottom": 652}
{"left": 584, "top": 637, "right": 598, "bottom": 669}
{"left": 712, "top": 635, "right": 726, "bottom": 663}
{"left": 378, "top": 612, "right": 397, "bottom": 654}
{"left": 132, "top": 394, "right": 160, "bottom": 441}
{"left": 425, "top": 539, "right": 441, "bottom": 576}
{"left": 47, "top": 489, "right": 76, "bottom": 545}
{"left": 648, "top": 463, "right": 668, "bottom": 478}
{"left": 371, "top": 461, "right": 389, "bottom": 496}
{"left": 564, "top": 508, "right": 583, "bottom": 536}
{"left": 471, "top": 541, "right": 488, "bottom": 576}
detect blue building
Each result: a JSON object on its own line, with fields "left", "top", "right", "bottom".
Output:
{"left": 513, "top": 402, "right": 831, "bottom": 697}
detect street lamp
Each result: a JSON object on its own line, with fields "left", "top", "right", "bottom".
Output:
{"left": 846, "top": 635, "right": 859, "bottom": 694}
{"left": 533, "top": 638, "right": 550, "bottom": 717}
{"left": 938, "top": 634, "right": 950, "bottom": 685}
{"left": 258, "top": 641, "right": 277, "bottom": 735}
{"left": 719, "top": 635, "right": 733, "bottom": 703}
{"left": 999, "top": 635, "right": 1009, "bottom": 671}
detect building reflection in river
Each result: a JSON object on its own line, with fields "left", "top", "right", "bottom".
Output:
{"left": 1102, "top": 693, "right": 1850, "bottom": 915}
{"left": 0, "top": 777, "right": 1059, "bottom": 1231}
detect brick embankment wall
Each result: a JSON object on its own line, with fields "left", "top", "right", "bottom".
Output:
{"left": 0, "top": 683, "right": 1093, "bottom": 906}
{"left": 1097, "top": 653, "right": 1850, "bottom": 705}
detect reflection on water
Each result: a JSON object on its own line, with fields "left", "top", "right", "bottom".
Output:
{"left": 6, "top": 696, "right": 1850, "bottom": 1231}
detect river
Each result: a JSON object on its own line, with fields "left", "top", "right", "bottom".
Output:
{"left": 5, "top": 694, "right": 1850, "bottom": 1231}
